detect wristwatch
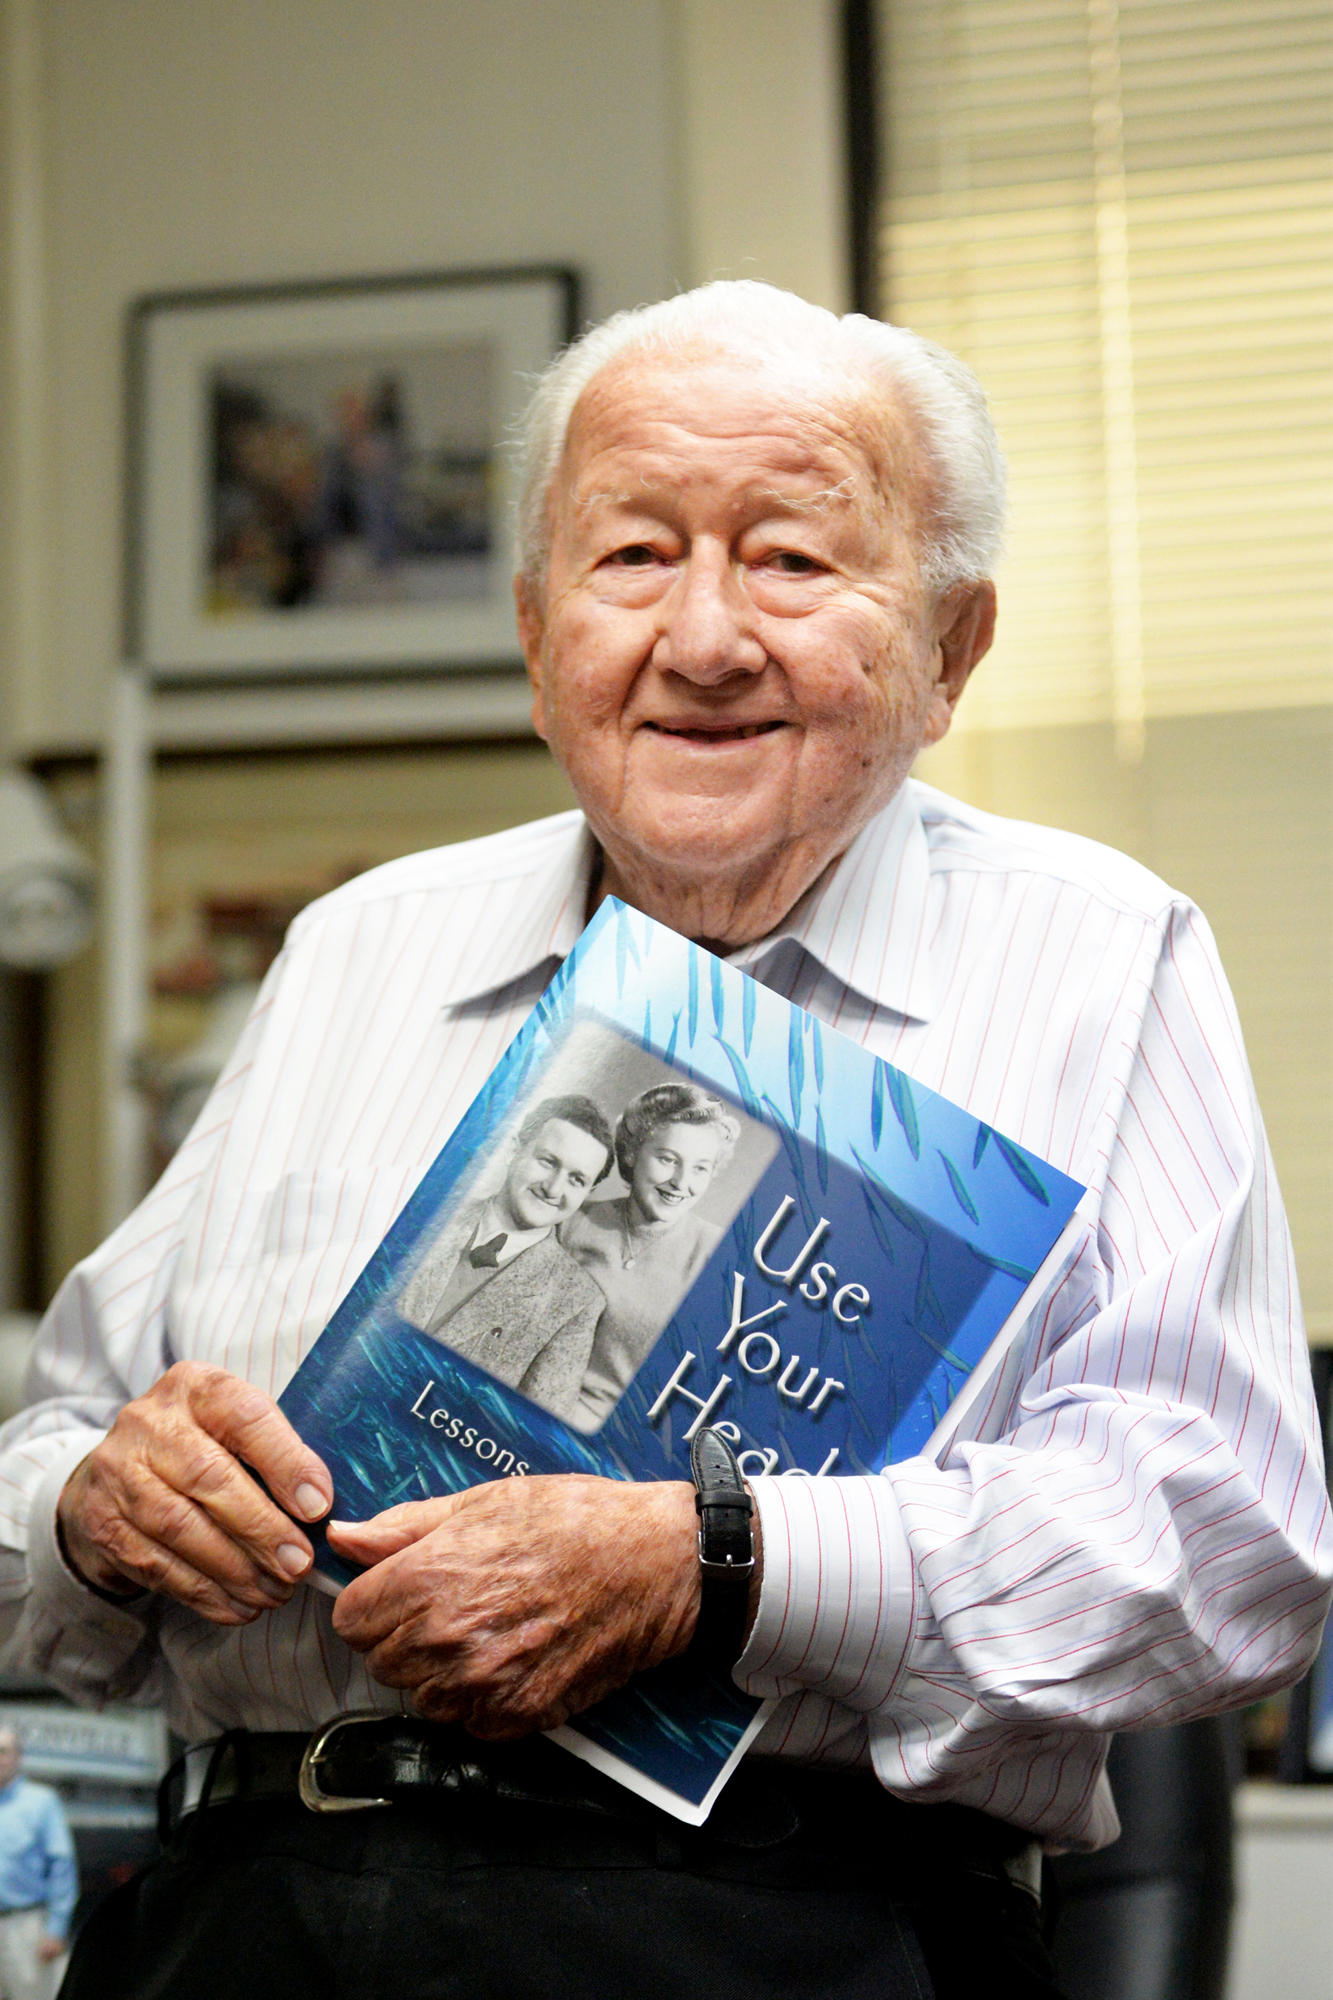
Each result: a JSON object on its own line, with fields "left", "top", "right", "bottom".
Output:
{"left": 685, "top": 1427, "right": 755, "bottom": 1670}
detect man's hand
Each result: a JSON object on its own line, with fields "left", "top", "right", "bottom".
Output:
{"left": 327, "top": 1476, "right": 701, "bottom": 1737}
{"left": 37, "top": 1936, "right": 64, "bottom": 1964}
{"left": 57, "top": 1362, "right": 333, "bottom": 1625}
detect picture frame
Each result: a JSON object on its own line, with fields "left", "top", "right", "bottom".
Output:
{"left": 126, "top": 267, "right": 579, "bottom": 681}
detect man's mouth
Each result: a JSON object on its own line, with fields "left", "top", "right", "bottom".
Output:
{"left": 642, "top": 720, "right": 785, "bottom": 745}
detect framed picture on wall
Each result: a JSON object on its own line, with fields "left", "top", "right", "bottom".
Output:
{"left": 126, "top": 267, "right": 579, "bottom": 680}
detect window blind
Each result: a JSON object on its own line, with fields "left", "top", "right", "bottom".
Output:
{"left": 877, "top": 0, "right": 1333, "bottom": 744}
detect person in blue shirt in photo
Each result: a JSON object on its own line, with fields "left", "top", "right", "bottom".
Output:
{"left": 0, "top": 1728, "right": 77, "bottom": 2000}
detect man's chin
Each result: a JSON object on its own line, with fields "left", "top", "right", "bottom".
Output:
{"left": 601, "top": 797, "right": 792, "bottom": 878}
{"left": 509, "top": 1205, "right": 558, "bottom": 1231}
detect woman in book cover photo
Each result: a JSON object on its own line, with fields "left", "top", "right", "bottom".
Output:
{"left": 396, "top": 1093, "right": 614, "bottom": 1421}
{"left": 561, "top": 1083, "right": 741, "bottom": 1431}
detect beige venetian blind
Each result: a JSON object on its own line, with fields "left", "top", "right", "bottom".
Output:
{"left": 877, "top": 0, "right": 1333, "bottom": 747}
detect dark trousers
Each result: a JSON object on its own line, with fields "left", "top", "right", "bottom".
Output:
{"left": 61, "top": 1779, "right": 1066, "bottom": 2000}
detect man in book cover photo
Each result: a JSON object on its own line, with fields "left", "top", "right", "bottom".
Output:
{"left": 9, "top": 282, "right": 1330, "bottom": 2000}
{"left": 397, "top": 1094, "right": 614, "bottom": 1423}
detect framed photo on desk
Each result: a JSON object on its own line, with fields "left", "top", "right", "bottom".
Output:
{"left": 127, "top": 266, "right": 578, "bottom": 681}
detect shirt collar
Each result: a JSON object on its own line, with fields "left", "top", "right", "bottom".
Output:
{"left": 731, "top": 781, "right": 935, "bottom": 1023}
{"left": 435, "top": 815, "right": 595, "bottom": 1005}
{"left": 442, "top": 783, "right": 934, "bottom": 1026}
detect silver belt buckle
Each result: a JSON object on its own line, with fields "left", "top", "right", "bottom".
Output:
{"left": 298, "top": 1711, "right": 394, "bottom": 1814}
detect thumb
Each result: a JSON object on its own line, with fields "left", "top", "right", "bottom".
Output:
{"left": 326, "top": 1494, "right": 461, "bottom": 1557}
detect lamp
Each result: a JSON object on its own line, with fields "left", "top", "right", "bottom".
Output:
{"left": 0, "top": 768, "right": 95, "bottom": 969}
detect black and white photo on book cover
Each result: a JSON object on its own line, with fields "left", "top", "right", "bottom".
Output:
{"left": 390, "top": 1020, "right": 780, "bottom": 1433}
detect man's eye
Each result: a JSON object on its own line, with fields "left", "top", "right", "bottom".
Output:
{"left": 606, "top": 544, "right": 661, "bottom": 567}
{"left": 768, "top": 550, "right": 822, "bottom": 574}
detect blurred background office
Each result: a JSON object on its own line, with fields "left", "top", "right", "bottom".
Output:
{"left": 0, "top": 1, "right": 1326, "bottom": 1991}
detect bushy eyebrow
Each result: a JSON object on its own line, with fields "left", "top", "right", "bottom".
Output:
{"left": 754, "top": 477, "right": 859, "bottom": 514}
{"left": 573, "top": 486, "right": 636, "bottom": 516}
{"left": 571, "top": 474, "right": 860, "bottom": 523}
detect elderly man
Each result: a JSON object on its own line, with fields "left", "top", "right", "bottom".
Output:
{"left": 5, "top": 283, "right": 1329, "bottom": 2000}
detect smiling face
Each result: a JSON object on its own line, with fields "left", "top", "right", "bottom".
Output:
{"left": 500, "top": 1118, "right": 610, "bottom": 1233}
{"left": 629, "top": 1119, "right": 725, "bottom": 1226}
{"left": 517, "top": 345, "right": 995, "bottom": 946}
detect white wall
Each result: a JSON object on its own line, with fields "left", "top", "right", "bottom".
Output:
{"left": 0, "top": 0, "right": 849, "bottom": 760}
{"left": 676, "top": 0, "right": 849, "bottom": 312}
{"left": 4, "top": 0, "right": 685, "bottom": 755}
{"left": 1229, "top": 1788, "right": 1333, "bottom": 2000}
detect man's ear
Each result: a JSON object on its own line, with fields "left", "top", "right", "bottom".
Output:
{"left": 514, "top": 574, "right": 549, "bottom": 741}
{"left": 923, "top": 579, "right": 996, "bottom": 747}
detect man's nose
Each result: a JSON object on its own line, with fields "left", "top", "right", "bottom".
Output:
{"left": 652, "top": 547, "right": 767, "bottom": 684}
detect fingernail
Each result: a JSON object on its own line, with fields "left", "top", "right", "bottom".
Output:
{"left": 326, "top": 1520, "right": 358, "bottom": 1535}
{"left": 294, "top": 1482, "right": 330, "bottom": 1521}
{"left": 276, "top": 1543, "right": 312, "bottom": 1578}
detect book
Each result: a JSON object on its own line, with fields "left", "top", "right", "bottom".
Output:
{"left": 279, "top": 898, "right": 1086, "bottom": 1823}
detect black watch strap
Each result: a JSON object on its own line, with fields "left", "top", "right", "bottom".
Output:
{"left": 686, "top": 1428, "right": 754, "bottom": 1671}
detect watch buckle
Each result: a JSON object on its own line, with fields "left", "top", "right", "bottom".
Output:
{"left": 697, "top": 1530, "right": 755, "bottom": 1577}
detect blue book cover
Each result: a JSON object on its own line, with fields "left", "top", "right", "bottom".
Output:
{"left": 279, "top": 899, "right": 1086, "bottom": 1822}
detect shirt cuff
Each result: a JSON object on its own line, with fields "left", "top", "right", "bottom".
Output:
{"left": 27, "top": 1432, "right": 146, "bottom": 1632}
{"left": 734, "top": 1472, "right": 917, "bottom": 1711}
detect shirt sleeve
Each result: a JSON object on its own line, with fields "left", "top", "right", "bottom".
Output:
{"left": 0, "top": 957, "right": 288, "bottom": 1706}
{"left": 38, "top": 1793, "right": 77, "bottom": 1940}
{"left": 735, "top": 899, "right": 1333, "bottom": 1829}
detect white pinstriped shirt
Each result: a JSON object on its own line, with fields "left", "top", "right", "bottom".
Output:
{"left": 0, "top": 780, "right": 1327, "bottom": 1850}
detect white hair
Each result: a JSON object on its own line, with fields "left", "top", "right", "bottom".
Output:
{"left": 513, "top": 280, "right": 1005, "bottom": 596}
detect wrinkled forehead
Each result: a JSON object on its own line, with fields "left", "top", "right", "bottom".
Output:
{"left": 561, "top": 344, "right": 929, "bottom": 523}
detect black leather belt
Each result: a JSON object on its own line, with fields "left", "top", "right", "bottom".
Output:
{"left": 159, "top": 1715, "right": 1042, "bottom": 1900}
